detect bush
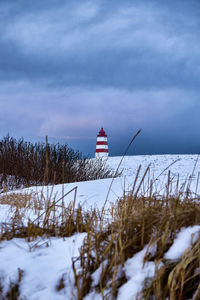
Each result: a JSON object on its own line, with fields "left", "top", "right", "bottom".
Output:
{"left": 0, "top": 135, "right": 114, "bottom": 190}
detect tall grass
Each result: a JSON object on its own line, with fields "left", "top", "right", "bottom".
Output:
{"left": 0, "top": 188, "right": 99, "bottom": 242}
{"left": 72, "top": 191, "right": 200, "bottom": 299}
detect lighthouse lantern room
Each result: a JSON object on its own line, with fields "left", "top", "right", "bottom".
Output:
{"left": 95, "top": 127, "right": 109, "bottom": 158}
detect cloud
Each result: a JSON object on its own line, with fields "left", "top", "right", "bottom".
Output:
{"left": 0, "top": 80, "right": 197, "bottom": 139}
{"left": 1, "top": 0, "right": 200, "bottom": 87}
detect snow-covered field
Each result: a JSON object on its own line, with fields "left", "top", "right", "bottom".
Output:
{"left": 3, "top": 154, "right": 200, "bottom": 212}
{"left": 0, "top": 154, "right": 200, "bottom": 299}
{"left": 29, "top": 154, "right": 200, "bottom": 203}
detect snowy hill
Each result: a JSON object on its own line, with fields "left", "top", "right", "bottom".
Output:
{"left": 107, "top": 154, "right": 200, "bottom": 178}
{"left": 17, "top": 154, "right": 200, "bottom": 210}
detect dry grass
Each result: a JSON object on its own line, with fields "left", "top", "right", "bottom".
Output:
{"left": 141, "top": 232, "right": 200, "bottom": 300}
{"left": 0, "top": 187, "right": 99, "bottom": 242}
{"left": 0, "top": 191, "right": 42, "bottom": 209}
{"left": 72, "top": 191, "right": 200, "bottom": 299}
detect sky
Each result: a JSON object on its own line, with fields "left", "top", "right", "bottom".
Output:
{"left": 0, "top": 0, "right": 200, "bottom": 156}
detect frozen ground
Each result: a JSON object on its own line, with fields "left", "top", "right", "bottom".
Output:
{"left": 0, "top": 154, "right": 200, "bottom": 299}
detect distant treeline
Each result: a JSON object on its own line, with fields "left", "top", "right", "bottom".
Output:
{"left": 0, "top": 135, "right": 113, "bottom": 190}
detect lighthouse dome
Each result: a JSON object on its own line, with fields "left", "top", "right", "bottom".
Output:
{"left": 97, "top": 127, "right": 107, "bottom": 137}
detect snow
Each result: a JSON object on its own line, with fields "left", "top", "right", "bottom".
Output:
{"left": 0, "top": 177, "right": 129, "bottom": 227}
{"left": 1, "top": 154, "right": 200, "bottom": 299}
{"left": 22, "top": 154, "right": 200, "bottom": 202}
{"left": 24, "top": 177, "right": 124, "bottom": 210}
{"left": 91, "top": 260, "right": 108, "bottom": 287}
{"left": 1, "top": 227, "right": 199, "bottom": 300}
{"left": 117, "top": 225, "right": 200, "bottom": 300}
{"left": 117, "top": 247, "right": 155, "bottom": 300}
{"left": 0, "top": 204, "right": 11, "bottom": 223}
{"left": 1, "top": 154, "right": 199, "bottom": 219}
{"left": 165, "top": 225, "right": 200, "bottom": 260}
{"left": 84, "top": 292, "right": 102, "bottom": 300}
{"left": 107, "top": 154, "right": 200, "bottom": 196}
{"left": 107, "top": 154, "right": 200, "bottom": 179}
{"left": 0, "top": 234, "right": 86, "bottom": 299}
{"left": 1, "top": 153, "right": 199, "bottom": 228}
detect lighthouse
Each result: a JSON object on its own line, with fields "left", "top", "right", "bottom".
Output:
{"left": 95, "top": 127, "right": 109, "bottom": 158}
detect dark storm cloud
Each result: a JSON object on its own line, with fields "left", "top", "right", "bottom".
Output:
{"left": 0, "top": 0, "right": 200, "bottom": 155}
{"left": 1, "top": 0, "right": 200, "bottom": 88}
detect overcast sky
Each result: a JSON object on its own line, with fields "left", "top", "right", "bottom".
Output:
{"left": 0, "top": 0, "right": 200, "bottom": 156}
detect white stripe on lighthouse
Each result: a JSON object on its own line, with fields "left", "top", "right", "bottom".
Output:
{"left": 97, "top": 137, "right": 107, "bottom": 142}
{"left": 96, "top": 145, "right": 108, "bottom": 150}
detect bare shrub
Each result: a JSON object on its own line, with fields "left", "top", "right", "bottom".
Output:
{"left": 0, "top": 135, "right": 114, "bottom": 190}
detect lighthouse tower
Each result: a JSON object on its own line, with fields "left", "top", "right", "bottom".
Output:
{"left": 95, "top": 127, "right": 109, "bottom": 158}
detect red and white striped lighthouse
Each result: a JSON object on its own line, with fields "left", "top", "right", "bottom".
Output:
{"left": 95, "top": 127, "right": 109, "bottom": 158}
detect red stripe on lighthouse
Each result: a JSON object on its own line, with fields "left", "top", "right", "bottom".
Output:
{"left": 96, "top": 141, "right": 108, "bottom": 145}
{"left": 96, "top": 149, "right": 108, "bottom": 153}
